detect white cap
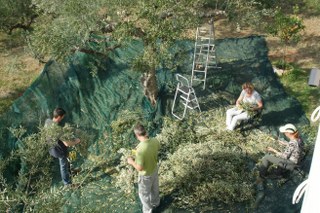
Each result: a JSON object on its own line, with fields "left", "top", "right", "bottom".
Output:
{"left": 279, "top": 123, "right": 297, "bottom": 133}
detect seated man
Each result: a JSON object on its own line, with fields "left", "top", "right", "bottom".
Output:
{"left": 258, "top": 123, "right": 304, "bottom": 177}
{"left": 226, "top": 82, "right": 263, "bottom": 131}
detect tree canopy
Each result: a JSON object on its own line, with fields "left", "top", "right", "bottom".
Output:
{"left": 0, "top": 0, "right": 315, "bottom": 103}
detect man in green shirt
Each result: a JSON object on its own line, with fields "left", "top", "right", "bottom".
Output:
{"left": 127, "top": 123, "right": 160, "bottom": 213}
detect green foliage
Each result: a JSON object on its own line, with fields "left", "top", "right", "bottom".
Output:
{"left": 0, "top": 124, "right": 92, "bottom": 212}
{"left": 156, "top": 117, "right": 199, "bottom": 158}
{"left": 303, "top": 0, "right": 320, "bottom": 12}
{"left": 268, "top": 9, "right": 305, "bottom": 64}
{"left": 238, "top": 102, "right": 258, "bottom": 117}
{"left": 113, "top": 108, "right": 290, "bottom": 210}
{"left": 159, "top": 141, "right": 255, "bottom": 206}
{"left": 268, "top": 10, "right": 305, "bottom": 44}
{"left": 29, "top": 0, "right": 106, "bottom": 61}
{"left": 0, "top": 0, "right": 36, "bottom": 33}
{"left": 273, "top": 59, "right": 294, "bottom": 70}
{"left": 112, "top": 148, "right": 137, "bottom": 198}
{"left": 278, "top": 64, "right": 320, "bottom": 118}
{"left": 0, "top": 126, "right": 53, "bottom": 212}
{"left": 110, "top": 109, "right": 144, "bottom": 152}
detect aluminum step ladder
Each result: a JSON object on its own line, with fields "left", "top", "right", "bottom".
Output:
{"left": 191, "top": 19, "right": 219, "bottom": 90}
{"left": 171, "top": 74, "right": 201, "bottom": 120}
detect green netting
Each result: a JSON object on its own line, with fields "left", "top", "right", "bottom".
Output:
{"left": 0, "top": 36, "right": 310, "bottom": 212}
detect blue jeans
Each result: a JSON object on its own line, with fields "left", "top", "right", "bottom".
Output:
{"left": 58, "top": 157, "right": 71, "bottom": 185}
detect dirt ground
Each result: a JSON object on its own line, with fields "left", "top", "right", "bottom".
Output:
{"left": 214, "top": 16, "right": 320, "bottom": 70}
{"left": 0, "top": 16, "right": 319, "bottom": 114}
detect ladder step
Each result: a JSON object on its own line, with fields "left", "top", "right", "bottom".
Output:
{"left": 192, "top": 76, "right": 206, "bottom": 81}
{"left": 197, "top": 36, "right": 212, "bottom": 40}
{"left": 192, "top": 78, "right": 205, "bottom": 82}
{"left": 192, "top": 70, "right": 206, "bottom": 73}
{"left": 178, "top": 87, "right": 190, "bottom": 95}
{"left": 181, "top": 93, "right": 197, "bottom": 101}
{"left": 194, "top": 60, "right": 206, "bottom": 63}
{"left": 195, "top": 53, "right": 209, "bottom": 56}
{"left": 182, "top": 101, "right": 199, "bottom": 109}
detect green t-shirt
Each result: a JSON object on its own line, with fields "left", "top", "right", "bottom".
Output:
{"left": 135, "top": 138, "right": 160, "bottom": 176}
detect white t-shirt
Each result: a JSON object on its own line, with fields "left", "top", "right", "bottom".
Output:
{"left": 240, "top": 90, "right": 261, "bottom": 105}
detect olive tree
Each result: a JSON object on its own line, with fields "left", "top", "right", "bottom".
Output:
{"left": 28, "top": 0, "right": 205, "bottom": 105}
{"left": 0, "top": 0, "right": 287, "bottom": 104}
{"left": 0, "top": 0, "right": 37, "bottom": 33}
{"left": 268, "top": 9, "right": 305, "bottom": 67}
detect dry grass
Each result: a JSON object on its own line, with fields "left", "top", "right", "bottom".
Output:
{"left": 213, "top": 16, "right": 320, "bottom": 69}
{"left": 0, "top": 15, "right": 319, "bottom": 115}
{"left": 0, "top": 32, "right": 43, "bottom": 114}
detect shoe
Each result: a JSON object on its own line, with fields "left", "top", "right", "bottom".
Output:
{"left": 63, "top": 183, "right": 80, "bottom": 190}
{"left": 152, "top": 204, "right": 161, "bottom": 213}
{"left": 253, "top": 191, "right": 265, "bottom": 209}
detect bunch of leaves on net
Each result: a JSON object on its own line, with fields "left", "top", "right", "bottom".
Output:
{"left": 189, "top": 108, "right": 227, "bottom": 133}
{"left": 109, "top": 109, "right": 152, "bottom": 197}
{"left": 112, "top": 148, "right": 137, "bottom": 200}
{"left": 155, "top": 116, "right": 200, "bottom": 159}
{"left": 0, "top": 126, "right": 53, "bottom": 212}
{"left": 0, "top": 123, "right": 92, "bottom": 212}
{"left": 110, "top": 109, "right": 144, "bottom": 155}
{"left": 111, "top": 105, "right": 297, "bottom": 208}
{"left": 112, "top": 114, "right": 200, "bottom": 196}
{"left": 159, "top": 140, "right": 255, "bottom": 208}
{"left": 156, "top": 108, "right": 279, "bottom": 209}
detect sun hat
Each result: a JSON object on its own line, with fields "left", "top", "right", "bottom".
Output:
{"left": 279, "top": 123, "right": 297, "bottom": 133}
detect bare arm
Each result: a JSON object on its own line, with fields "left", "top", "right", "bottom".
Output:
{"left": 252, "top": 100, "right": 263, "bottom": 111}
{"left": 127, "top": 157, "right": 143, "bottom": 171}
{"left": 278, "top": 139, "right": 288, "bottom": 146}
{"left": 236, "top": 94, "right": 244, "bottom": 107}
{"left": 61, "top": 138, "right": 80, "bottom": 147}
{"left": 266, "top": 146, "right": 281, "bottom": 156}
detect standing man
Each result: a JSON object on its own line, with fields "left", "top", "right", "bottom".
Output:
{"left": 127, "top": 123, "right": 160, "bottom": 213}
{"left": 44, "top": 107, "right": 80, "bottom": 187}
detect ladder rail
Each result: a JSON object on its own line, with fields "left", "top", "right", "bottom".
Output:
{"left": 191, "top": 19, "right": 220, "bottom": 90}
{"left": 172, "top": 74, "right": 201, "bottom": 120}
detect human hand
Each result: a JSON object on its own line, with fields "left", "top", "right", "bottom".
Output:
{"left": 278, "top": 139, "right": 287, "bottom": 146}
{"left": 75, "top": 138, "right": 80, "bottom": 144}
{"left": 127, "top": 157, "right": 134, "bottom": 165}
{"left": 266, "top": 147, "right": 275, "bottom": 153}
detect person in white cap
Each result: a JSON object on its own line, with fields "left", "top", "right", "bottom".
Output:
{"left": 258, "top": 123, "right": 304, "bottom": 177}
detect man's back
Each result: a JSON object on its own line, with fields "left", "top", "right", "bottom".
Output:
{"left": 136, "top": 138, "right": 160, "bottom": 176}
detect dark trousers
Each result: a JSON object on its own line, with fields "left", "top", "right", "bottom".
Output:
{"left": 58, "top": 156, "right": 71, "bottom": 185}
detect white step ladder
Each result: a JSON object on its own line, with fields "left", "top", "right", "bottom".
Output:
{"left": 171, "top": 74, "right": 201, "bottom": 120}
{"left": 191, "top": 19, "right": 219, "bottom": 89}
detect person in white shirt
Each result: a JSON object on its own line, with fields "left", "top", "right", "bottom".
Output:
{"left": 226, "top": 82, "right": 263, "bottom": 130}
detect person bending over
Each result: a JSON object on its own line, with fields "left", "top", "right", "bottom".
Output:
{"left": 226, "top": 82, "right": 263, "bottom": 131}
{"left": 45, "top": 107, "right": 81, "bottom": 186}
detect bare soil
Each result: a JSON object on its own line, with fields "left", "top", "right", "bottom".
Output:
{"left": 0, "top": 16, "right": 319, "bottom": 114}
{"left": 214, "top": 16, "right": 320, "bottom": 69}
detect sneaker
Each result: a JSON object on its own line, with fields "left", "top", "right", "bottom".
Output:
{"left": 63, "top": 183, "right": 80, "bottom": 190}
